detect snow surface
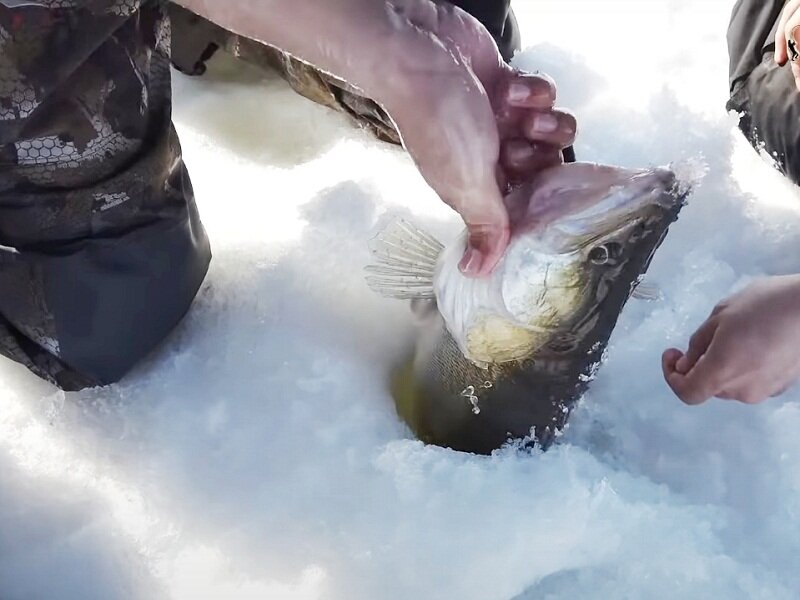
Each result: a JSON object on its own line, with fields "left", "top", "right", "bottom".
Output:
{"left": 3, "top": 1, "right": 800, "bottom": 598}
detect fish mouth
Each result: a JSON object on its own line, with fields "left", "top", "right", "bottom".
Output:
{"left": 493, "top": 166, "right": 688, "bottom": 349}
{"left": 534, "top": 166, "right": 685, "bottom": 255}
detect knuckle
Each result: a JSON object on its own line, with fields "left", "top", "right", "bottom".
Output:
{"left": 682, "top": 392, "right": 706, "bottom": 406}
{"left": 669, "top": 378, "right": 707, "bottom": 405}
{"left": 742, "top": 392, "right": 767, "bottom": 405}
{"left": 561, "top": 117, "right": 577, "bottom": 140}
{"left": 688, "top": 329, "right": 705, "bottom": 348}
{"left": 711, "top": 302, "right": 728, "bottom": 316}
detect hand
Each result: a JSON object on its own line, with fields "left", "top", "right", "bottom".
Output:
{"left": 177, "top": 0, "right": 576, "bottom": 276}
{"left": 662, "top": 275, "right": 800, "bottom": 406}
{"left": 775, "top": 0, "right": 800, "bottom": 90}
{"left": 380, "top": 2, "right": 576, "bottom": 277}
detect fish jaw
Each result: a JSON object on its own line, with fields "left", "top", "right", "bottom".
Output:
{"left": 470, "top": 164, "right": 687, "bottom": 362}
{"left": 508, "top": 163, "right": 681, "bottom": 247}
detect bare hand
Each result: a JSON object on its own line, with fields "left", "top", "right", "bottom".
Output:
{"left": 662, "top": 275, "right": 800, "bottom": 405}
{"left": 380, "top": 2, "right": 576, "bottom": 276}
{"left": 177, "top": 0, "right": 576, "bottom": 276}
{"left": 775, "top": 0, "right": 800, "bottom": 89}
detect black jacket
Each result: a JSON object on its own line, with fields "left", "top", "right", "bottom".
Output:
{"left": 727, "top": 0, "right": 800, "bottom": 185}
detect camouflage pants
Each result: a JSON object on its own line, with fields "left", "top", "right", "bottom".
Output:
{"left": 0, "top": 1, "right": 211, "bottom": 391}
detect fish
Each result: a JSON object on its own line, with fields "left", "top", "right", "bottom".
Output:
{"left": 365, "top": 162, "right": 692, "bottom": 455}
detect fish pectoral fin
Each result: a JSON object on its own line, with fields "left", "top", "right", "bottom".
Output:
{"left": 365, "top": 218, "right": 444, "bottom": 300}
{"left": 631, "top": 280, "right": 663, "bottom": 302}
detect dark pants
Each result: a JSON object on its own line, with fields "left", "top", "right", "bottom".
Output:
{"left": 727, "top": 0, "right": 800, "bottom": 185}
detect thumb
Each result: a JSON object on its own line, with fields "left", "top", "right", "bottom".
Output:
{"left": 459, "top": 221, "right": 511, "bottom": 278}
{"left": 456, "top": 188, "right": 510, "bottom": 278}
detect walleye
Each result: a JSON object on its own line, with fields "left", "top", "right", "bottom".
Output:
{"left": 366, "top": 162, "right": 691, "bottom": 455}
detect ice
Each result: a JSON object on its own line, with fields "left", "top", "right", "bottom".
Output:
{"left": 4, "top": 0, "right": 800, "bottom": 598}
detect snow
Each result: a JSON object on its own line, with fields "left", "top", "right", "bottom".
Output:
{"left": 3, "top": 0, "right": 800, "bottom": 598}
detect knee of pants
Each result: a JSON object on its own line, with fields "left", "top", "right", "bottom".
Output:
{"left": 56, "top": 228, "right": 211, "bottom": 387}
{"left": 0, "top": 214, "right": 211, "bottom": 391}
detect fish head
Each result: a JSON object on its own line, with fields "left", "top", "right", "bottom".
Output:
{"left": 439, "top": 162, "right": 687, "bottom": 365}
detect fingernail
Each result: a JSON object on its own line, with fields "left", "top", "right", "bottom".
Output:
{"left": 675, "top": 356, "right": 689, "bottom": 374}
{"left": 508, "top": 83, "right": 530, "bottom": 103}
{"left": 531, "top": 113, "right": 559, "bottom": 134}
{"left": 459, "top": 247, "right": 483, "bottom": 277}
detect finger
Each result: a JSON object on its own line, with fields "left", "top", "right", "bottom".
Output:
{"left": 777, "top": 0, "right": 800, "bottom": 65}
{"left": 675, "top": 317, "right": 719, "bottom": 374}
{"left": 663, "top": 345, "right": 728, "bottom": 406}
{"left": 662, "top": 348, "right": 683, "bottom": 378}
{"left": 500, "top": 139, "right": 562, "bottom": 178}
{"left": 459, "top": 221, "right": 510, "bottom": 278}
{"left": 787, "top": 4, "right": 800, "bottom": 63}
{"left": 776, "top": 0, "right": 800, "bottom": 64}
{"left": 522, "top": 109, "right": 577, "bottom": 149}
{"left": 438, "top": 162, "right": 510, "bottom": 278}
{"left": 709, "top": 301, "right": 727, "bottom": 318}
{"left": 431, "top": 179, "right": 510, "bottom": 278}
{"left": 501, "top": 72, "right": 557, "bottom": 110}
{"left": 662, "top": 349, "right": 701, "bottom": 403}
{"left": 496, "top": 106, "right": 571, "bottom": 141}
{"left": 776, "top": 8, "right": 788, "bottom": 65}
{"left": 454, "top": 177, "right": 510, "bottom": 277}
{"left": 453, "top": 167, "right": 510, "bottom": 279}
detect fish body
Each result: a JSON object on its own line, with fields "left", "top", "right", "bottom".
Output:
{"left": 367, "top": 162, "right": 690, "bottom": 454}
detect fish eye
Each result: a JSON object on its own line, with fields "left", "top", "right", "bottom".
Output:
{"left": 589, "top": 242, "right": 622, "bottom": 265}
{"left": 589, "top": 245, "right": 609, "bottom": 265}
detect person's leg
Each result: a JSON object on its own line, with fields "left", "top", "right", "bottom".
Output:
{"left": 0, "top": 3, "right": 211, "bottom": 390}
{"left": 727, "top": 0, "right": 800, "bottom": 185}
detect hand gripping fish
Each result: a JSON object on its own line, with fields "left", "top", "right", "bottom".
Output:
{"left": 366, "top": 162, "right": 692, "bottom": 454}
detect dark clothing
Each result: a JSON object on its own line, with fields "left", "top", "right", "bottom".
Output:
{"left": 0, "top": 0, "right": 520, "bottom": 391}
{"left": 0, "top": 0, "right": 210, "bottom": 389}
{"left": 727, "top": 0, "right": 800, "bottom": 184}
